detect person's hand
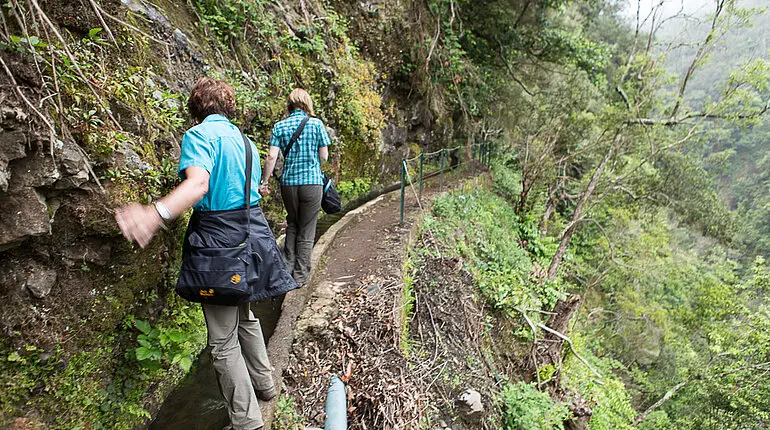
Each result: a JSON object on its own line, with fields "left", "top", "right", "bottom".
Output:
{"left": 115, "top": 204, "right": 164, "bottom": 248}
{"left": 259, "top": 184, "right": 270, "bottom": 196}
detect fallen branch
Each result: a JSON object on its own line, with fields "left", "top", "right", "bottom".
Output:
{"left": 95, "top": 1, "right": 170, "bottom": 45}
{"left": 0, "top": 56, "right": 55, "bottom": 134}
{"left": 634, "top": 361, "right": 770, "bottom": 426}
{"left": 536, "top": 322, "right": 603, "bottom": 381}
{"left": 87, "top": 0, "right": 117, "bottom": 46}
{"left": 28, "top": 0, "right": 122, "bottom": 130}
{"left": 632, "top": 100, "right": 770, "bottom": 126}
{"left": 513, "top": 306, "right": 541, "bottom": 386}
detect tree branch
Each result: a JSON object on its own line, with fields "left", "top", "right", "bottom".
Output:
{"left": 536, "top": 322, "right": 603, "bottom": 381}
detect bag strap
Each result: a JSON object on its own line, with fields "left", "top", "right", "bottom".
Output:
{"left": 282, "top": 115, "right": 310, "bottom": 159}
{"left": 240, "top": 131, "right": 253, "bottom": 239}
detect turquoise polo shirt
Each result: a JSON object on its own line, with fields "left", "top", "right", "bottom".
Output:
{"left": 269, "top": 109, "right": 331, "bottom": 186}
{"left": 178, "top": 114, "right": 262, "bottom": 211}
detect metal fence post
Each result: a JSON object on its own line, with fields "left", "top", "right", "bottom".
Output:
{"left": 439, "top": 149, "right": 445, "bottom": 191}
{"left": 419, "top": 152, "right": 424, "bottom": 199}
{"left": 481, "top": 142, "right": 485, "bottom": 168}
{"left": 472, "top": 142, "right": 476, "bottom": 174}
{"left": 400, "top": 159, "right": 406, "bottom": 224}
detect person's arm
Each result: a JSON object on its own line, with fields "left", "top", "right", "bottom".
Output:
{"left": 116, "top": 126, "right": 213, "bottom": 249}
{"left": 259, "top": 146, "right": 280, "bottom": 195}
{"left": 318, "top": 121, "right": 331, "bottom": 165}
{"left": 115, "top": 167, "right": 209, "bottom": 248}
{"left": 319, "top": 146, "right": 329, "bottom": 164}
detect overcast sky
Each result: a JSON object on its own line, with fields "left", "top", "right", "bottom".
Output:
{"left": 621, "top": 0, "right": 717, "bottom": 25}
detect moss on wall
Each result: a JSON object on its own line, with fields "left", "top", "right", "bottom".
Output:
{"left": 0, "top": 0, "right": 466, "bottom": 427}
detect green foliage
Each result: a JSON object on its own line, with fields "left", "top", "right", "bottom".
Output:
{"left": 274, "top": 394, "right": 304, "bottom": 429}
{"left": 104, "top": 156, "right": 180, "bottom": 204}
{"left": 426, "top": 185, "right": 561, "bottom": 316}
{"left": 131, "top": 317, "right": 201, "bottom": 373}
{"left": 491, "top": 159, "right": 522, "bottom": 203}
{"left": 561, "top": 334, "right": 636, "bottom": 430}
{"left": 336, "top": 178, "right": 372, "bottom": 202}
{"left": 499, "top": 381, "right": 569, "bottom": 430}
{"left": 0, "top": 290, "right": 205, "bottom": 428}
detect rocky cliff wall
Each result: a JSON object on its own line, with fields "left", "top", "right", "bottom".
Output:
{"left": 0, "top": 0, "right": 456, "bottom": 427}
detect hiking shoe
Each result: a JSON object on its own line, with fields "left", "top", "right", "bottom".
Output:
{"left": 256, "top": 385, "right": 276, "bottom": 401}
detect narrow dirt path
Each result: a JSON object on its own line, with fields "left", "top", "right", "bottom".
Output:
{"left": 276, "top": 168, "right": 484, "bottom": 429}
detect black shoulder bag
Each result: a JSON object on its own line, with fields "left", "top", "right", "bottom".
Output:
{"left": 283, "top": 116, "right": 342, "bottom": 214}
{"left": 175, "top": 132, "right": 259, "bottom": 305}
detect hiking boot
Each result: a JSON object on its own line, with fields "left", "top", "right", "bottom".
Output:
{"left": 255, "top": 385, "right": 276, "bottom": 401}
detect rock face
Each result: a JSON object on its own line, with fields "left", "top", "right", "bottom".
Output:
{"left": 0, "top": 0, "right": 461, "bottom": 425}
{"left": 0, "top": 188, "right": 50, "bottom": 250}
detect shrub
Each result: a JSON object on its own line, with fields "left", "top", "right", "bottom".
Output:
{"left": 499, "top": 381, "right": 569, "bottom": 429}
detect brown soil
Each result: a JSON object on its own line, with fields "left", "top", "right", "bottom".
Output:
{"left": 282, "top": 168, "right": 505, "bottom": 429}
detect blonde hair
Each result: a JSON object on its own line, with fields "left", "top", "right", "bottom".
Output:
{"left": 287, "top": 88, "right": 314, "bottom": 116}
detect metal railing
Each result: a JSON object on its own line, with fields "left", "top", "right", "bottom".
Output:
{"left": 400, "top": 141, "right": 494, "bottom": 223}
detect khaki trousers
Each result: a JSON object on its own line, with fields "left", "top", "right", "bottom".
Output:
{"left": 281, "top": 185, "right": 322, "bottom": 284}
{"left": 203, "top": 303, "right": 273, "bottom": 430}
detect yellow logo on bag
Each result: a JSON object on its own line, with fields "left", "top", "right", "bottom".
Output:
{"left": 199, "top": 289, "right": 215, "bottom": 297}
{"left": 231, "top": 274, "right": 241, "bottom": 284}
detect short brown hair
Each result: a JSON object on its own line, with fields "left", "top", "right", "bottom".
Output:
{"left": 287, "top": 88, "right": 314, "bottom": 116}
{"left": 188, "top": 77, "right": 236, "bottom": 122}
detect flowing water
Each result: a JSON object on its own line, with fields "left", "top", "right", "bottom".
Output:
{"left": 149, "top": 211, "right": 346, "bottom": 429}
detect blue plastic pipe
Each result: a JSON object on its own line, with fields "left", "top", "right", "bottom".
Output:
{"left": 324, "top": 375, "right": 347, "bottom": 430}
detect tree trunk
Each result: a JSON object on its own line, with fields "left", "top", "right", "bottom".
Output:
{"left": 515, "top": 181, "right": 532, "bottom": 214}
{"left": 546, "top": 134, "right": 621, "bottom": 280}
{"left": 634, "top": 379, "right": 693, "bottom": 426}
{"left": 539, "top": 190, "right": 555, "bottom": 236}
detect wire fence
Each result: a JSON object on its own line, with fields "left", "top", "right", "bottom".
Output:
{"left": 400, "top": 141, "right": 495, "bottom": 223}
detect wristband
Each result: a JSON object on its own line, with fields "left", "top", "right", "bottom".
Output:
{"left": 153, "top": 201, "right": 173, "bottom": 223}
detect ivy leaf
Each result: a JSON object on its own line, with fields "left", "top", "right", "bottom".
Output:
{"left": 135, "top": 347, "right": 154, "bottom": 361}
{"left": 168, "top": 330, "right": 186, "bottom": 344}
{"left": 134, "top": 319, "right": 151, "bottom": 334}
{"left": 178, "top": 356, "right": 193, "bottom": 372}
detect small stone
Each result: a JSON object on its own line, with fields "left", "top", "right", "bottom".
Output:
{"left": 456, "top": 388, "right": 483, "bottom": 420}
{"left": 56, "top": 140, "right": 89, "bottom": 189}
{"left": 25, "top": 264, "right": 57, "bottom": 299}
{"left": 0, "top": 188, "right": 51, "bottom": 249}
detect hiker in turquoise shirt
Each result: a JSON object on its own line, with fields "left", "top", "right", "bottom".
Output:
{"left": 115, "top": 77, "right": 295, "bottom": 430}
{"left": 178, "top": 114, "right": 263, "bottom": 211}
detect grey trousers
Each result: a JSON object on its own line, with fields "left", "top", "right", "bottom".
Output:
{"left": 203, "top": 303, "right": 273, "bottom": 430}
{"left": 281, "top": 185, "right": 322, "bottom": 284}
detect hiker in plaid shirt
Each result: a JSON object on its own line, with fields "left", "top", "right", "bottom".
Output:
{"left": 260, "top": 89, "right": 330, "bottom": 285}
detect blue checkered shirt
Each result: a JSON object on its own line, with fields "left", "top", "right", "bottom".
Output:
{"left": 269, "top": 110, "right": 331, "bottom": 186}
